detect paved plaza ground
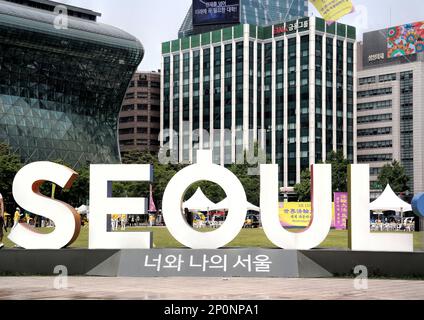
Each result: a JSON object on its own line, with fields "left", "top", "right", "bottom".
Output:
{"left": 0, "top": 277, "right": 423, "bottom": 300}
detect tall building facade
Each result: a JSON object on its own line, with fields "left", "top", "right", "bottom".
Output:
{"left": 0, "top": 0, "right": 143, "bottom": 167}
{"left": 119, "top": 71, "right": 161, "bottom": 155}
{"left": 179, "top": 0, "right": 309, "bottom": 38}
{"left": 357, "top": 24, "right": 424, "bottom": 197}
{"left": 161, "top": 17, "right": 357, "bottom": 187}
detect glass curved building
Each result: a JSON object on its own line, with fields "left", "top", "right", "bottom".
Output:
{"left": 0, "top": 0, "right": 144, "bottom": 167}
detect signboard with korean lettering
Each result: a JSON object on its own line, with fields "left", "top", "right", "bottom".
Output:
{"left": 273, "top": 18, "right": 310, "bottom": 37}
{"left": 91, "top": 249, "right": 332, "bottom": 278}
{"left": 279, "top": 202, "right": 335, "bottom": 229}
{"left": 333, "top": 192, "right": 348, "bottom": 230}
{"left": 279, "top": 202, "right": 312, "bottom": 228}
{"left": 193, "top": 0, "right": 240, "bottom": 26}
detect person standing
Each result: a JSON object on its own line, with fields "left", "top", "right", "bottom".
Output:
{"left": 121, "top": 214, "right": 127, "bottom": 231}
{"left": 0, "top": 212, "right": 7, "bottom": 249}
{"left": 184, "top": 208, "right": 193, "bottom": 228}
{"left": 13, "top": 208, "right": 22, "bottom": 228}
{"left": 25, "top": 212, "right": 31, "bottom": 225}
{"left": 111, "top": 213, "right": 119, "bottom": 231}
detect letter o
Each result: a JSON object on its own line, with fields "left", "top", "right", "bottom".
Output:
{"left": 162, "top": 151, "right": 247, "bottom": 249}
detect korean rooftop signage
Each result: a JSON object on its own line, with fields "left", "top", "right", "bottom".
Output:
{"left": 273, "top": 18, "right": 310, "bottom": 37}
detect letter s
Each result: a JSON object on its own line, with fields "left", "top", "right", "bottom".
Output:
{"left": 8, "top": 162, "right": 80, "bottom": 249}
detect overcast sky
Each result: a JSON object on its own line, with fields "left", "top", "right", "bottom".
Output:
{"left": 59, "top": 0, "right": 424, "bottom": 71}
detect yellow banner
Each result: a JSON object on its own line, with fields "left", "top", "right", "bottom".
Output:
{"left": 279, "top": 202, "right": 335, "bottom": 228}
{"left": 309, "top": 0, "right": 353, "bottom": 22}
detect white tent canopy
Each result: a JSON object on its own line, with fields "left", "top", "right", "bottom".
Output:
{"left": 210, "top": 198, "right": 260, "bottom": 212}
{"left": 369, "top": 185, "right": 412, "bottom": 212}
{"left": 76, "top": 205, "right": 89, "bottom": 214}
{"left": 183, "top": 188, "right": 216, "bottom": 211}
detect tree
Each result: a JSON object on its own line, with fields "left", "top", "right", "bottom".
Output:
{"left": 120, "top": 150, "right": 186, "bottom": 208}
{"left": 325, "top": 150, "right": 350, "bottom": 193}
{"left": 0, "top": 143, "right": 22, "bottom": 213}
{"left": 378, "top": 160, "right": 410, "bottom": 193}
{"left": 119, "top": 150, "right": 261, "bottom": 208}
{"left": 227, "top": 162, "right": 260, "bottom": 206}
{"left": 39, "top": 160, "right": 90, "bottom": 208}
{"left": 293, "top": 169, "right": 311, "bottom": 202}
{"left": 293, "top": 151, "right": 351, "bottom": 201}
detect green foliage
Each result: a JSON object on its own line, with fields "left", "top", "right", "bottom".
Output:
{"left": 293, "top": 169, "right": 311, "bottom": 202}
{"left": 0, "top": 143, "right": 22, "bottom": 213}
{"left": 119, "top": 150, "right": 261, "bottom": 208}
{"left": 293, "top": 150, "right": 351, "bottom": 201}
{"left": 120, "top": 151, "right": 186, "bottom": 208}
{"left": 326, "top": 150, "right": 351, "bottom": 193}
{"left": 378, "top": 160, "right": 410, "bottom": 193}
{"left": 39, "top": 160, "right": 90, "bottom": 208}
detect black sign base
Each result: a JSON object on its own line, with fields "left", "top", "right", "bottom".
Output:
{"left": 0, "top": 249, "right": 423, "bottom": 278}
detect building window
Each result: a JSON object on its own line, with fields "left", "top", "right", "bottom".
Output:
{"left": 151, "top": 81, "right": 160, "bottom": 88}
{"left": 358, "top": 140, "right": 392, "bottom": 150}
{"left": 150, "top": 104, "right": 160, "bottom": 112}
{"left": 121, "top": 104, "right": 135, "bottom": 111}
{"left": 358, "top": 88, "right": 392, "bottom": 98}
{"left": 119, "top": 116, "right": 134, "bottom": 123}
{"left": 119, "top": 128, "right": 134, "bottom": 135}
{"left": 357, "top": 154, "right": 393, "bottom": 162}
{"left": 357, "top": 100, "right": 392, "bottom": 111}
{"left": 379, "top": 73, "right": 397, "bottom": 83}
{"left": 370, "top": 167, "right": 382, "bottom": 176}
{"left": 357, "top": 127, "right": 392, "bottom": 136}
{"left": 357, "top": 113, "right": 392, "bottom": 124}
{"left": 359, "top": 76, "right": 376, "bottom": 85}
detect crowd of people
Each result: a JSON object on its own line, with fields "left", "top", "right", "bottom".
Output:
{"left": 110, "top": 213, "right": 160, "bottom": 231}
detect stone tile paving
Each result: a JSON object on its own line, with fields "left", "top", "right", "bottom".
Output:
{"left": 0, "top": 277, "right": 423, "bottom": 300}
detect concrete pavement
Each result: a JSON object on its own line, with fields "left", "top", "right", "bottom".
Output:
{"left": 0, "top": 277, "right": 423, "bottom": 300}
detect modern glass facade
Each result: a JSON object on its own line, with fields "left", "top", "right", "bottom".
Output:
{"left": 0, "top": 1, "right": 143, "bottom": 167}
{"left": 179, "top": 0, "right": 309, "bottom": 38}
{"left": 161, "top": 17, "right": 357, "bottom": 188}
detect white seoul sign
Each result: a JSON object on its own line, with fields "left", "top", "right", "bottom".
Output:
{"left": 7, "top": 150, "right": 413, "bottom": 252}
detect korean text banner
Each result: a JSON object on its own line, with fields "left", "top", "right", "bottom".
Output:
{"left": 193, "top": 0, "right": 240, "bottom": 26}
{"left": 279, "top": 202, "right": 336, "bottom": 228}
{"left": 387, "top": 22, "right": 424, "bottom": 58}
{"left": 334, "top": 192, "right": 348, "bottom": 230}
{"left": 309, "top": 0, "right": 353, "bottom": 22}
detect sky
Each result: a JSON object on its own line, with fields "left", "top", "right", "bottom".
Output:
{"left": 58, "top": 0, "right": 424, "bottom": 71}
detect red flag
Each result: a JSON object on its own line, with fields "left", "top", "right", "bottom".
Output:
{"left": 149, "top": 184, "right": 157, "bottom": 213}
